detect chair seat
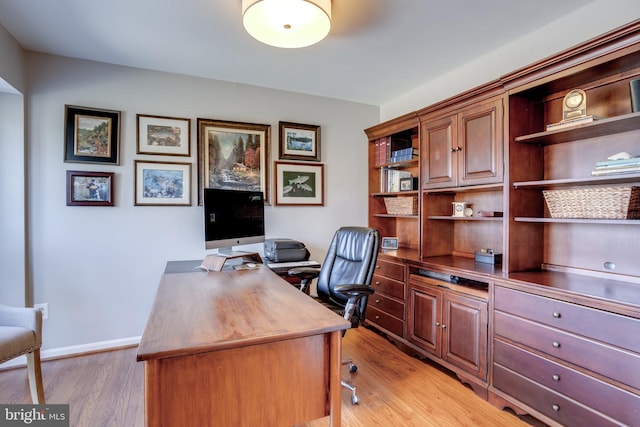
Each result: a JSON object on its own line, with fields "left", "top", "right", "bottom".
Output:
{"left": 0, "top": 326, "right": 38, "bottom": 364}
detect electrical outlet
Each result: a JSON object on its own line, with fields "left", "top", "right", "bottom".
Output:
{"left": 34, "top": 303, "right": 48, "bottom": 320}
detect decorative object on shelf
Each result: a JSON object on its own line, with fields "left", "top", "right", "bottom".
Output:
{"left": 66, "top": 170, "right": 114, "bottom": 206}
{"left": 278, "top": 121, "right": 320, "bottom": 161}
{"left": 543, "top": 186, "right": 640, "bottom": 219}
{"left": 545, "top": 89, "right": 601, "bottom": 131}
{"left": 474, "top": 248, "right": 502, "bottom": 265}
{"left": 197, "top": 118, "right": 270, "bottom": 205}
{"left": 477, "top": 211, "right": 503, "bottom": 217}
{"left": 452, "top": 201, "right": 468, "bottom": 217}
{"left": 64, "top": 105, "right": 120, "bottom": 165}
{"left": 134, "top": 160, "right": 192, "bottom": 206}
{"left": 463, "top": 207, "right": 474, "bottom": 217}
{"left": 242, "top": 0, "right": 331, "bottom": 48}
{"left": 400, "top": 176, "right": 418, "bottom": 191}
{"left": 381, "top": 169, "right": 411, "bottom": 192}
{"left": 274, "top": 161, "right": 324, "bottom": 206}
{"left": 384, "top": 196, "right": 417, "bottom": 216}
{"left": 137, "top": 114, "right": 191, "bottom": 157}
{"left": 630, "top": 78, "right": 640, "bottom": 112}
{"left": 381, "top": 237, "right": 399, "bottom": 250}
{"left": 591, "top": 151, "right": 640, "bottom": 176}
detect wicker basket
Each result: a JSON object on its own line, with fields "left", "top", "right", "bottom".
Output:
{"left": 542, "top": 186, "right": 640, "bottom": 219}
{"left": 384, "top": 196, "right": 418, "bottom": 215}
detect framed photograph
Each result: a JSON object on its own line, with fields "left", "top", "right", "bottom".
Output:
{"left": 134, "top": 160, "right": 191, "bottom": 206}
{"left": 279, "top": 121, "right": 320, "bottom": 161}
{"left": 381, "top": 237, "right": 399, "bottom": 250}
{"left": 64, "top": 105, "right": 120, "bottom": 164}
{"left": 197, "top": 118, "right": 270, "bottom": 205}
{"left": 136, "top": 114, "right": 191, "bottom": 156}
{"left": 274, "top": 161, "right": 324, "bottom": 206}
{"left": 66, "top": 170, "right": 114, "bottom": 206}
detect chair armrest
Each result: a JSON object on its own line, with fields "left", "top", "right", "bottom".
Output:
{"left": 287, "top": 267, "right": 321, "bottom": 280}
{"left": 0, "top": 304, "right": 42, "bottom": 335}
{"left": 333, "top": 284, "right": 374, "bottom": 298}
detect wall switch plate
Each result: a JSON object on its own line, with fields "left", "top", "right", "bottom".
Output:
{"left": 34, "top": 303, "right": 48, "bottom": 320}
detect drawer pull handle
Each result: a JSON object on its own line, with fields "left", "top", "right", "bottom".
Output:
{"left": 551, "top": 404, "right": 560, "bottom": 412}
{"left": 441, "top": 324, "right": 447, "bottom": 329}
{"left": 375, "top": 281, "right": 380, "bottom": 286}
{"left": 552, "top": 312, "right": 561, "bottom": 318}
{"left": 375, "top": 299, "right": 381, "bottom": 304}
{"left": 552, "top": 374, "right": 561, "bottom": 382}
{"left": 375, "top": 315, "right": 380, "bottom": 320}
{"left": 552, "top": 341, "right": 561, "bottom": 348}
{"left": 376, "top": 265, "right": 381, "bottom": 269}
{"left": 435, "top": 322, "right": 440, "bottom": 327}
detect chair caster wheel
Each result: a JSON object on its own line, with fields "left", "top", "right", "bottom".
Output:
{"left": 351, "top": 394, "right": 359, "bottom": 405}
{"left": 349, "top": 363, "right": 357, "bottom": 373}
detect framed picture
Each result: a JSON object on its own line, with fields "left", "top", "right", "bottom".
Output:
{"left": 274, "top": 161, "right": 324, "bottom": 206}
{"left": 66, "top": 170, "right": 114, "bottom": 206}
{"left": 197, "top": 118, "right": 270, "bottom": 205}
{"left": 381, "top": 237, "right": 399, "bottom": 250}
{"left": 279, "top": 121, "right": 320, "bottom": 161}
{"left": 136, "top": 114, "right": 191, "bottom": 156}
{"left": 134, "top": 160, "right": 191, "bottom": 206}
{"left": 64, "top": 105, "right": 120, "bottom": 164}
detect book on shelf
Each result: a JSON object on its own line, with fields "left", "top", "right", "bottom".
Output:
{"left": 380, "top": 169, "right": 412, "bottom": 192}
{"left": 545, "top": 115, "right": 602, "bottom": 131}
{"left": 591, "top": 164, "right": 640, "bottom": 176}
{"left": 594, "top": 157, "right": 640, "bottom": 168}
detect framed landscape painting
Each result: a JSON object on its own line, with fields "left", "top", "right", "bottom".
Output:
{"left": 274, "top": 161, "right": 324, "bottom": 206}
{"left": 64, "top": 105, "right": 120, "bottom": 164}
{"left": 279, "top": 121, "right": 320, "bottom": 161}
{"left": 134, "top": 161, "right": 191, "bottom": 206}
{"left": 137, "top": 114, "right": 191, "bottom": 156}
{"left": 197, "top": 118, "right": 270, "bottom": 205}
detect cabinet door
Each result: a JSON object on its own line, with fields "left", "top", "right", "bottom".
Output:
{"left": 407, "top": 283, "right": 442, "bottom": 357}
{"left": 421, "top": 114, "right": 456, "bottom": 189}
{"left": 442, "top": 292, "right": 488, "bottom": 379}
{"left": 457, "top": 98, "right": 503, "bottom": 186}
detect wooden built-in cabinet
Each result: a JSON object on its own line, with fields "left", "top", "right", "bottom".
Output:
{"left": 365, "top": 19, "right": 640, "bottom": 426}
{"left": 365, "top": 255, "right": 406, "bottom": 341}
{"left": 406, "top": 270, "right": 489, "bottom": 398}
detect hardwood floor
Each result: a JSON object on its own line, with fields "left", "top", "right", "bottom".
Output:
{"left": 0, "top": 326, "right": 539, "bottom": 426}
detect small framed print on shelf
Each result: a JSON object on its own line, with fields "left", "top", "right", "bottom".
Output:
{"left": 381, "top": 237, "right": 399, "bottom": 250}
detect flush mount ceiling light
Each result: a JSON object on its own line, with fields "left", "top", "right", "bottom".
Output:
{"left": 242, "top": 0, "right": 332, "bottom": 48}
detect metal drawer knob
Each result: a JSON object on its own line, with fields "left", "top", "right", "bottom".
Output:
{"left": 375, "top": 315, "right": 380, "bottom": 320}
{"left": 375, "top": 281, "right": 380, "bottom": 286}
{"left": 552, "top": 312, "right": 561, "bottom": 318}
{"left": 552, "top": 404, "right": 560, "bottom": 412}
{"left": 552, "top": 341, "right": 561, "bottom": 348}
{"left": 435, "top": 322, "right": 440, "bottom": 327}
{"left": 552, "top": 374, "right": 561, "bottom": 381}
{"left": 441, "top": 324, "right": 447, "bottom": 329}
{"left": 375, "top": 299, "right": 381, "bottom": 304}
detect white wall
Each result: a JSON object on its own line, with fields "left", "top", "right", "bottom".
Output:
{"left": 25, "top": 53, "right": 378, "bottom": 351}
{"left": 381, "top": 0, "right": 640, "bottom": 120}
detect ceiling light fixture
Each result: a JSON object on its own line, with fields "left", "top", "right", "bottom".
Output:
{"left": 242, "top": 0, "right": 331, "bottom": 48}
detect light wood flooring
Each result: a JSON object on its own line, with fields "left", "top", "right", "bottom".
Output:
{"left": 0, "top": 326, "right": 540, "bottom": 426}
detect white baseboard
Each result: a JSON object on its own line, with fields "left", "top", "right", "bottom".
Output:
{"left": 0, "top": 336, "right": 141, "bottom": 370}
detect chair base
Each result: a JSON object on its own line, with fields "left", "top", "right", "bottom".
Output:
{"left": 341, "top": 358, "right": 359, "bottom": 404}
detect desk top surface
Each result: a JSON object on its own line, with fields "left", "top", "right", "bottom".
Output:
{"left": 137, "top": 260, "right": 350, "bottom": 361}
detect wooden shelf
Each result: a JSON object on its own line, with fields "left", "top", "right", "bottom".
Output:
{"left": 423, "top": 183, "right": 504, "bottom": 194}
{"left": 373, "top": 191, "right": 419, "bottom": 197}
{"left": 373, "top": 214, "right": 419, "bottom": 219}
{"left": 515, "top": 217, "right": 640, "bottom": 225}
{"left": 513, "top": 174, "right": 640, "bottom": 189}
{"left": 515, "top": 112, "right": 640, "bottom": 145}
{"left": 375, "top": 159, "right": 419, "bottom": 169}
{"left": 428, "top": 216, "right": 503, "bottom": 221}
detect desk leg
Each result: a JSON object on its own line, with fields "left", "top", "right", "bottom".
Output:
{"left": 143, "top": 360, "right": 161, "bottom": 427}
{"left": 328, "top": 331, "right": 342, "bottom": 427}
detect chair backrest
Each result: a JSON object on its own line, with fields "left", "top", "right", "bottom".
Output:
{"left": 316, "top": 227, "right": 380, "bottom": 324}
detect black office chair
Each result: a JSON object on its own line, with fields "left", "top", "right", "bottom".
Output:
{"left": 288, "top": 226, "right": 380, "bottom": 404}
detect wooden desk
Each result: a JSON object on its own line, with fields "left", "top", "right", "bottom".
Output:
{"left": 137, "top": 261, "right": 350, "bottom": 426}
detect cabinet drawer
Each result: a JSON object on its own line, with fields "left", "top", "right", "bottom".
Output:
{"left": 374, "top": 259, "right": 405, "bottom": 281}
{"left": 372, "top": 274, "right": 404, "bottom": 300}
{"left": 495, "top": 286, "right": 640, "bottom": 353}
{"left": 494, "top": 339, "right": 640, "bottom": 426}
{"left": 493, "top": 364, "right": 619, "bottom": 427}
{"left": 494, "top": 311, "right": 640, "bottom": 391}
{"left": 366, "top": 306, "right": 404, "bottom": 337}
{"left": 368, "top": 293, "right": 404, "bottom": 319}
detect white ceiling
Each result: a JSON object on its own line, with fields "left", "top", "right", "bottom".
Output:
{"left": 0, "top": 0, "right": 595, "bottom": 106}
